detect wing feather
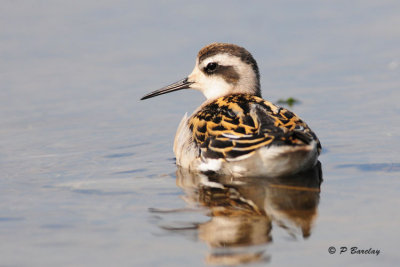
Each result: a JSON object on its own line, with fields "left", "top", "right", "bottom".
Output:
{"left": 188, "top": 94, "right": 321, "bottom": 160}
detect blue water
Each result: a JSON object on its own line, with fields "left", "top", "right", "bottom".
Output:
{"left": 1, "top": 1, "right": 400, "bottom": 266}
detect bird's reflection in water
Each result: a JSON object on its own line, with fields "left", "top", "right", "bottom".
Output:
{"left": 153, "top": 162, "right": 322, "bottom": 265}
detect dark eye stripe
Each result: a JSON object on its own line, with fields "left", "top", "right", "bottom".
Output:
{"left": 202, "top": 62, "right": 240, "bottom": 85}
{"left": 216, "top": 65, "right": 240, "bottom": 84}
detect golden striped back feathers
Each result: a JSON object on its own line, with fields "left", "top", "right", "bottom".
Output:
{"left": 188, "top": 94, "right": 321, "bottom": 160}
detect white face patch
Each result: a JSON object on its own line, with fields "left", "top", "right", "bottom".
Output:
{"left": 187, "top": 54, "right": 258, "bottom": 100}
{"left": 188, "top": 63, "right": 231, "bottom": 99}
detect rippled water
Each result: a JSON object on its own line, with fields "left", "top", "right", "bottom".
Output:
{"left": 1, "top": 1, "right": 400, "bottom": 266}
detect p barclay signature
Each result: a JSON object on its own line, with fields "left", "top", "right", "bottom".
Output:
{"left": 328, "top": 246, "right": 381, "bottom": 256}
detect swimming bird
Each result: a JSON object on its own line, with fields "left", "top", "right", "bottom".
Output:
{"left": 141, "top": 43, "right": 321, "bottom": 177}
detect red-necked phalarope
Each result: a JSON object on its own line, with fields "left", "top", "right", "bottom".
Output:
{"left": 141, "top": 43, "right": 321, "bottom": 177}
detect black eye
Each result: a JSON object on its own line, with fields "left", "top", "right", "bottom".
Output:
{"left": 205, "top": 62, "right": 218, "bottom": 73}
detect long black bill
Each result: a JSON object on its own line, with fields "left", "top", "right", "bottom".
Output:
{"left": 140, "top": 78, "right": 193, "bottom": 100}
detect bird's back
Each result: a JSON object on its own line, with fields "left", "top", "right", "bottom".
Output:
{"left": 190, "top": 93, "right": 319, "bottom": 155}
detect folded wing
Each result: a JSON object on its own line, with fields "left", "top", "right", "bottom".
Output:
{"left": 188, "top": 94, "right": 321, "bottom": 161}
